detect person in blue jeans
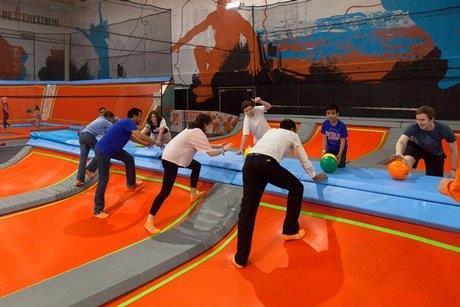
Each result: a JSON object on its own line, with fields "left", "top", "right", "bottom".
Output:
{"left": 75, "top": 111, "right": 115, "bottom": 186}
{"left": 321, "top": 104, "right": 348, "bottom": 168}
{"left": 93, "top": 108, "right": 157, "bottom": 219}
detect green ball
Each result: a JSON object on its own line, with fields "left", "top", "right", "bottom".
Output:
{"left": 320, "top": 154, "right": 338, "bottom": 173}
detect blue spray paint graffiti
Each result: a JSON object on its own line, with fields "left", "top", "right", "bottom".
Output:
{"left": 262, "top": 11, "right": 427, "bottom": 67}
{"left": 80, "top": 3, "right": 109, "bottom": 79}
{"left": 381, "top": 0, "right": 460, "bottom": 88}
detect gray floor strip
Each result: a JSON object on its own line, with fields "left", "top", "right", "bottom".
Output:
{"left": 0, "top": 145, "right": 31, "bottom": 169}
{"left": 0, "top": 173, "right": 97, "bottom": 215}
{"left": 1, "top": 183, "right": 242, "bottom": 307}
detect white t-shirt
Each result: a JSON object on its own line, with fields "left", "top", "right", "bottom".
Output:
{"left": 145, "top": 118, "right": 172, "bottom": 144}
{"left": 251, "top": 128, "right": 316, "bottom": 178}
{"left": 242, "top": 106, "right": 270, "bottom": 143}
{"left": 162, "top": 128, "right": 212, "bottom": 167}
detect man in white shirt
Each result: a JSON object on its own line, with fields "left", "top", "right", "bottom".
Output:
{"left": 233, "top": 119, "right": 327, "bottom": 268}
{"left": 236, "top": 97, "right": 271, "bottom": 154}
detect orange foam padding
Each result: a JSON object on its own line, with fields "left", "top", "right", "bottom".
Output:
{"left": 0, "top": 85, "right": 46, "bottom": 122}
{"left": 0, "top": 125, "right": 68, "bottom": 141}
{"left": 50, "top": 83, "right": 162, "bottom": 124}
{"left": 108, "top": 194, "right": 460, "bottom": 307}
{"left": 304, "top": 124, "right": 389, "bottom": 160}
{"left": 416, "top": 132, "right": 460, "bottom": 172}
{"left": 0, "top": 168, "right": 213, "bottom": 296}
{"left": 0, "top": 149, "right": 77, "bottom": 198}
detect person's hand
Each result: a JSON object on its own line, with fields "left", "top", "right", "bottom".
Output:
{"left": 155, "top": 141, "right": 165, "bottom": 149}
{"left": 449, "top": 169, "right": 456, "bottom": 179}
{"left": 252, "top": 97, "right": 262, "bottom": 103}
{"left": 312, "top": 172, "right": 327, "bottom": 182}
{"left": 236, "top": 149, "right": 243, "bottom": 155}
{"left": 219, "top": 142, "right": 229, "bottom": 149}
{"left": 336, "top": 153, "right": 341, "bottom": 162}
{"left": 223, "top": 143, "right": 233, "bottom": 151}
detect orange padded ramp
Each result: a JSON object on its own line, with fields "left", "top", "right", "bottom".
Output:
{"left": 49, "top": 83, "right": 161, "bottom": 125}
{"left": 0, "top": 170, "right": 213, "bottom": 296}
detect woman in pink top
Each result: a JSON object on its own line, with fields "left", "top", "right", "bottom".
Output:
{"left": 144, "top": 114, "right": 233, "bottom": 234}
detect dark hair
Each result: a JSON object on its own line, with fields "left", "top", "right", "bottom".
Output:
{"left": 416, "top": 105, "right": 435, "bottom": 120}
{"left": 241, "top": 100, "right": 255, "bottom": 111}
{"left": 103, "top": 111, "right": 115, "bottom": 119}
{"left": 98, "top": 107, "right": 106, "bottom": 113}
{"left": 127, "top": 108, "right": 142, "bottom": 118}
{"left": 325, "top": 104, "right": 339, "bottom": 113}
{"left": 280, "top": 119, "right": 297, "bottom": 132}
{"left": 146, "top": 110, "right": 162, "bottom": 129}
{"left": 189, "top": 114, "right": 212, "bottom": 131}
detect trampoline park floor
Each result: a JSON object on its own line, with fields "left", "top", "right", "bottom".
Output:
{"left": 0, "top": 168, "right": 213, "bottom": 297}
{"left": 0, "top": 148, "right": 78, "bottom": 197}
{"left": 108, "top": 193, "right": 460, "bottom": 307}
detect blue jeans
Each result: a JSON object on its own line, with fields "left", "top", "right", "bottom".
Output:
{"left": 93, "top": 149, "right": 136, "bottom": 214}
{"left": 77, "top": 132, "right": 98, "bottom": 182}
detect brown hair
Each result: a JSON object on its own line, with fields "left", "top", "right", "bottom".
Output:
{"left": 241, "top": 100, "right": 255, "bottom": 111}
{"left": 416, "top": 105, "right": 435, "bottom": 120}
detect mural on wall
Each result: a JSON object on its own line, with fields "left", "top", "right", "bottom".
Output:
{"left": 0, "top": 34, "right": 27, "bottom": 80}
{"left": 78, "top": 3, "right": 109, "bottom": 79}
{"left": 171, "top": 0, "right": 460, "bottom": 119}
{"left": 70, "top": 1, "right": 172, "bottom": 80}
{"left": 172, "top": 0, "right": 260, "bottom": 102}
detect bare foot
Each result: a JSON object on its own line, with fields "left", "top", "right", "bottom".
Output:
{"left": 191, "top": 190, "right": 206, "bottom": 202}
{"left": 144, "top": 222, "right": 161, "bottom": 234}
{"left": 85, "top": 170, "right": 95, "bottom": 178}
{"left": 232, "top": 254, "right": 244, "bottom": 269}
{"left": 75, "top": 180, "right": 84, "bottom": 187}
{"left": 128, "top": 180, "right": 143, "bottom": 190}
{"left": 281, "top": 228, "right": 306, "bottom": 241}
{"left": 94, "top": 212, "right": 109, "bottom": 219}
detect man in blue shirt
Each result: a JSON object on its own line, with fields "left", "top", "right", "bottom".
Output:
{"left": 76, "top": 111, "right": 115, "bottom": 186}
{"left": 321, "top": 104, "right": 348, "bottom": 168}
{"left": 93, "top": 108, "right": 157, "bottom": 219}
{"left": 395, "top": 105, "right": 457, "bottom": 177}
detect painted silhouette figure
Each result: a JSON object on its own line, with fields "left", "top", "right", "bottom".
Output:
{"left": 171, "top": 0, "right": 261, "bottom": 102}
{"left": 80, "top": 3, "right": 109, "bottom": 79}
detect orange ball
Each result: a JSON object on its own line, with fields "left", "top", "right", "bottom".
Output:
{"left": 387, "top": 159, "right": 410, "bottom": 180}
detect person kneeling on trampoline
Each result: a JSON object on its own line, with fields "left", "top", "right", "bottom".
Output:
{"left": 233, "top": 119, "right": 327, "bottom": 268}
{"left": 144, "top": 114, "right": 232, "bottom": 234}
{"left": 93, "top": 108, "right": 157, "bottom": 219}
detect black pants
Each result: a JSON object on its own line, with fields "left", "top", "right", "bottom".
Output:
{"left": 149, "top": 159, "right": 201, "bottom": 216}
{"left": 235, "top": 154, "right": 304, "bottom": 266}
{"left": 2, "top": 111, "right": 10, "bottom": 128}
{"left": 404, "top": 140, "right": 445, "bottom": 177}
{"left": 93, "top": 149, "right": 136, "bottom": 214}
{"left": 326, "top": 148, "right": 347, "bottom": 168}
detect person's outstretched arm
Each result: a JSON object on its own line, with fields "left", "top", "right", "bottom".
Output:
{"left": 253, "top": 97, "right": 271, "bottom": 111}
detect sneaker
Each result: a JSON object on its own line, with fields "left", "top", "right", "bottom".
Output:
{"left": 94, "top": 212, "right": 109, "bottom": 219}
{"left": 85, "top": 170, "right": 95, "bottom": 178}
{"left": 281, "top": 228, "right": 306, "bottom": 241}
{"left": 232, "top": 254, "right": 244, "bottom": 269}
{"left": 75, "top": 180, "right": 84, "bottom": 187}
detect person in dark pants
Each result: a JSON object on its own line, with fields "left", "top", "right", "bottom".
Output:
{"left": 75, "top": 111, "right": 115, "bottom": 186}
{"left": 395, "top": 105, "right": 457, "bottom": 177}
{"left": 321, "top": 104, "right": 348, "bottom": 167}
{"left": 2, "top": 97, "right": 11, "bottom": 129}
{"left": 233, "top": 119, "right": 327, "bottom": 268}
{"left": 93, "top": 108, "right": 156, "bottom": 219}
{"left": 144, "top": 114, "right": 232, "bottom": 234}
